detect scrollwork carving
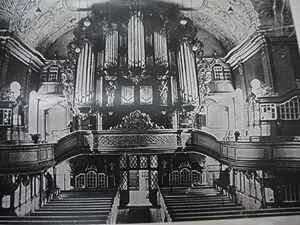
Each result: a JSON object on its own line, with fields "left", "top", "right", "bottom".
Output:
{"left": 113, "top": 110, "right": 162, "bottom": 130}
{"left": 105, "top": 80, "right": 117, "bottom": 107}
{"left": 195, "top": 58, "right": 212, "bottom": 106}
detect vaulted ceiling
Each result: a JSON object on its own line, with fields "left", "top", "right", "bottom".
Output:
{"left": 0, "top": 0, "right": 293, "bottom": 55}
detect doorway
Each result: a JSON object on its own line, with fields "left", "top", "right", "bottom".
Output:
{"left": 119, "top": 154, "right": 159, "bottom": 207}
{"left": 129, "top": 170, "right": 150, "bottom": 206}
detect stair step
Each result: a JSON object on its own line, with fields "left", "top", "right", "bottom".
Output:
{"left": 167, "top": 203, "right": 240, "bottom": 209}
{"left": 0, "top": 215, "right": 107, "bottom": 220}
{"left": 172, "top": 214, "right": 246, "bottom": 221}
{"left": 163, "top": 194, "right": 226, "bottom": 198}
{"left": 241, "top": 207, "right": 300, "bottom": 214}
{"left": 172, "top": 210, "right": 300, "bottom": 221}
{"left": 164, "top": 197, "right": 231, "bottom": 202}
{"left": 0, "top": 219, "right": 106, "bottom": 224}
{"left": 171, "top": 209, "right": 246, "bottom": 217}
{"left": 43, "top": 205, "right": 111, "bottom": 209}
{"left": 170, "top": 208, "right": 246, "bottom": 216}
{"left": 50, "top": 198, "right": 112, "bottom": 202}
{"left": 37, "top": 207, "right": 109, "bottom": 211}
{"left": 168, "top": 206, "right": 245, "bottom": 212}
{"left": 165, "top": 201, "right": 234, "bottom": 207}
{"left": 31, "top": 211, "right": 110, "bottom": 216}
{"left": 46, "top": 202, "right": 112, "bottom": 206}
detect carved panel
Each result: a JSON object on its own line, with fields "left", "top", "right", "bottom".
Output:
{"left": 9, "top": 151, "right": 38, "bottom": 162}
{"left": 228, "top": 147, "right": 235, "bottom": 158}
{"left": 273, "top": 147, "right": 300, "bottom": 159}
{"left": 235, "top": 148, "right": 265, "bottom": 159}
{"left": 97, "top": 134, "right": 177, "bottom": 148}
{"left": 40, "top": 150, "right": 47, "bottom": 161}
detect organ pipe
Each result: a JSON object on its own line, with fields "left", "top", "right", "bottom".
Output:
{"left": 105, "top": 31, "right": 118, "bottom": 67}
{"left": 154, "top": 32, "right": 168, "bottom": 65}
{"left": 75, "top": 42, "right": 95, "bottom": 104}
{"left": 177, "top": 41, "right": 198, "bottom": 104}
{"left": 96, "top": 77, "right": 103, "bottom": 106}
{"left": 128, "top": 11, "right": 145, "bottom": 67}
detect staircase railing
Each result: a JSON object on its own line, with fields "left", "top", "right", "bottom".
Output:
{"left": 157, "top": 187, "right": 172, "bottom": 222}
{"left": 106, "top": 189, "right": 120, "bottom": 224}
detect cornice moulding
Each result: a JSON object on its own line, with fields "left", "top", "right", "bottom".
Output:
{"left": 225, "top": 32, "right": 266, "bottom": 69}
{"left": 0, "top": 30, "right": 46, "bottom": 72}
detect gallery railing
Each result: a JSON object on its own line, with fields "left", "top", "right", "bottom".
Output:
{"left": 2, "top": 129, "right": 300, "bottom": 173}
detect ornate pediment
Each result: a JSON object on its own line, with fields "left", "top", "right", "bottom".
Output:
{"left": 113, "top": 110, "right": 163, "bottom": 130}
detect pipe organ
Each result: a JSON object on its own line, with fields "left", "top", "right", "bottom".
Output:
{"left": 70, "top": 1, "right": 205, "bottom": 129}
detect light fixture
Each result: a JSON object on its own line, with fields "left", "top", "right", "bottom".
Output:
{"left": 180, "top": 18, "right": 188, "bottom": 25}
{"left": 228, "top": 6, "right": 234, "bottom": 14}
{"left": 35, "top": 0, "right": 41, "bottom": 13}
{"left": 83, "top": 18, "right": 91, "bottom": 27}
{"left": 180, "top": 0, "right": 188, "bottom": 25}
{"left": 192, "top": 45, "right": 198, "bottom": 52}
{"left": 75, "top": 47, "right": 81, "bottom": 53}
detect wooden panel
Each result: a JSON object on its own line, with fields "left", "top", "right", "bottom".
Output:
{"left": 9, "top": 151, "right": 38, "bottom": 162}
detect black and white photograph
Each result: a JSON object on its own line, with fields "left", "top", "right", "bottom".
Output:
{"left": 0, "top": 0, "right": 300, "bottom": 224}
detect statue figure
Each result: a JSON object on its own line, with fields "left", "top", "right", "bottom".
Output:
{"left": 159, "top": 80, "right": 168, "bottom": 106}
{"left": 106, "top": 81, "right": 117, "bottom": 106}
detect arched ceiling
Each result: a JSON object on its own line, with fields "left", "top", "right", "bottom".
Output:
{"left": 0, "top": 0, "right": 290, "bottom": 55}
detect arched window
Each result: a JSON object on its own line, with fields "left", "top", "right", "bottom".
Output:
{"left": 48, "top": 65, "right": 60, "bottom": 82}
{"left": 171, "top": 171, "right": 179, "bottom": 186}
{"left": 279, "top": 96, "right": 300, "bottom": 120}
{"left": 250, "top": 79, "right": 261, "bottom": 96}
{"left": 75, "top": 173, "right": 85, "bottom": 188}
{"left": 98, "top": 173, "right": 106, "bottom": 188}
{"left": 180, "top": 168, "right": 190, "bottom": 186}
{"left": 10, "top": 82, "right": 21, "bottom": 99}
{"left": 86, "top": 171, "right": 97, "bottom": 188}
{"left": 212, "top": 64, "right": 231, "bottom": 80}
{"left": 40, "top": 65, "right": 60, "bottom": 82}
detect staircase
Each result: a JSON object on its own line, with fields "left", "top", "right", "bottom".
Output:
{"left": 162, "top": 186, "right": 300, "bottom": 221}
{"left": 0, "top": 190, "right": 116, "bottom": 224}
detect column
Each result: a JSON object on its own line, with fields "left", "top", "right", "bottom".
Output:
{"left": 172, "top": 110, "right": 178, "bottom": 129}
{"left": 97, "top": 112, "right": 103, "bottom": 130}
{"left": 290, "top": 0, "right": 300, "bottom": 52}
{"left": 53, "top": 167, "right": 57, "bottom": 191}
{"left": 0, "top": 47, "right": 10, "bottom": 86}
{"left": 39, "top": 173, "right": 43, "bottom": 207}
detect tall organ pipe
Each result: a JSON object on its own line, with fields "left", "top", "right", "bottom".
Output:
{"left": 105, "top": 31, "right": 118, "bottom": 67}
{"left": 128, "top": 11, "right": 145, "bottom": 67}
{"left": 75, "top": 42, "right": 95, "bottom": 104}
{"left": 177, "top": 41, "right": 198, "bottom": 104}
{"left": 154, "top": 32, "right": 168, "bottom": 65}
